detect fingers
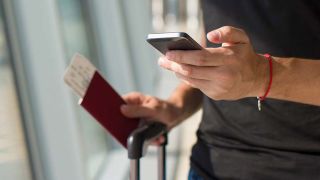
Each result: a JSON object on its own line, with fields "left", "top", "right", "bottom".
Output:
{"left": 122, "top": 92, "right": 145, "bottom": 105}
{"left": 207, "top": 26, "right": 249, "bottom": 44}
{"left": 164, "top": 48, "right": 225, "bottom": 66}
{"left": 120, "top": 104, "right": 155, "bottom": 118}
{"left": 159, "top": 57, "right": 217, "bottom": 80}
{"left": 175, "top": 73, "right": 209, "bottom": 89}
{"left": 159, "top": 57, "right": 190, "bottom": 75}
{"left": 161, "top": 26, "right": 250, "bottom": 67}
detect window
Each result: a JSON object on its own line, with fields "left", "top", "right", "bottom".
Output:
{"left": 1, "top": 0, "right": 202, "bottom": 179}
{"left": 0, "top": 4, "right": 33, "bottom": 180}
{"left": 56, "top": 0, "right": 110, "bottom": 179}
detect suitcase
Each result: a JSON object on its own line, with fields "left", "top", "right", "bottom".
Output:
{"left": 127, "top": 122, "right": 168, "bottom": 180}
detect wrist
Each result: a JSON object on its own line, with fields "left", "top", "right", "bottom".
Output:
{"left": 165, "top": 84, "right": 202, "bottom": 129}
{"left": 252, "top": 54, "right": 271, "bottom": 97}
{"left": 164, "top": 98, "right": 184, "bottom": 129}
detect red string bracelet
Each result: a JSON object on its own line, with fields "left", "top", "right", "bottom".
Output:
{"left": 257, "top": 53, "right": 273, "bottom": 111}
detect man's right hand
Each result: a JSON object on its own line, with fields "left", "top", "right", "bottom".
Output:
{"left": 120, "top": 92, "right": 182, "bottom": 130}
{"left": 120, "top": 92, "right": 183, "bottom": 144}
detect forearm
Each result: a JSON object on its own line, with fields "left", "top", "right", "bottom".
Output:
{"left": 167, "top": 82, "right": 203, "bottom": 125}
{"left": 258, "top": 56, "right": 320, "bottom": 106}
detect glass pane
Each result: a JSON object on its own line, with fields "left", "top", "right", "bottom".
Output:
{"left": 0, "top": 7, "right": 33, "bottom": 180}
{"left": 57, "top": 0, "right": 91, "bottom": 59}
{"left": 56, "top": 0, "right": 110, "bottom": 179}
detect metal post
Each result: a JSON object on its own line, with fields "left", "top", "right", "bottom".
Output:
{"left": 130, "top": 159, "right": 140, "bottom": 180}
{"left": 158, "top": 145, "right": 166, "bottom": 180}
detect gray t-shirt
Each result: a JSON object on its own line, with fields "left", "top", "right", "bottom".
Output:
{"left": 191, "top": 0, "right": 320, "bottom": 179}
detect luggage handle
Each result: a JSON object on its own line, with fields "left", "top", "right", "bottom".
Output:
{"left": 127, "top": 121, "right": 168, "bottom": 180}
{"left": 127, "top": 121, "right": 167, "bottom": 159}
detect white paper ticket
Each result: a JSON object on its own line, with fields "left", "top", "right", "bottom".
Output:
{"left": 63, "top": 53, "right": 96, "bottom": 97}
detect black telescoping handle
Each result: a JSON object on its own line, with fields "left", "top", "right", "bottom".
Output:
{"left": 127, "top": 121, "right": 167, "bottom": 159}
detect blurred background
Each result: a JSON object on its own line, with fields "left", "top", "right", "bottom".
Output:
{"left": 0, "top": 0, "right": 203, "bottom": 179}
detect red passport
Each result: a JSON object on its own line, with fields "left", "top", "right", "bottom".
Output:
{"left": 79, "top": 72, "right": 140, "bottom": 148}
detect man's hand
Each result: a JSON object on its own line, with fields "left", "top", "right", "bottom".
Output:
{"left": 120, "top": 92, "right": 183, "bottom": 144}
{"left": 158, "top": 26, "right": 268, "bottom": 100}
{"left": 121, "top": 92, "right": 182, "bottom": 129}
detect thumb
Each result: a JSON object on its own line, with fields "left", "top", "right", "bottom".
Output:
{"left": 207, "top": 26, "right": 249, "bottom": 44}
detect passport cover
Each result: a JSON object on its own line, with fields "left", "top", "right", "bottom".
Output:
{"left": 79, "top": 71, "right": 140, "bottom": 148}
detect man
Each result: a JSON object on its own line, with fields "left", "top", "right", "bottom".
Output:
{"left": 121, "top": 0, "right": 320, "bottom": 179}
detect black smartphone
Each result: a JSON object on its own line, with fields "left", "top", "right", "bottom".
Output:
{"left": 146, "top": 32, "right": 202, "bottom": 55}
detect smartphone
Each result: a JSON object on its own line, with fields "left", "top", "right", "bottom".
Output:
{"left": 146, "top": 32, "right": 202, "bottom": 55}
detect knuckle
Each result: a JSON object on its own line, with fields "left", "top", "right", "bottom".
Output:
{"left": 174, "top": 72, "right": 181, "bottom": 78}
{"left": 183, "top": 65, "right": 193, "bottom": 76}
{"left": 175, "top": 52, "right": 182, "bottom": 62}
{"left": 144, "top": 94, "right": 154, "bottom": 103}
{"left": 196, "top": 58, "right": 205, "bottom": 66}
{"left": 150, "top": 99, "right": 159, "bottom": 107}
{"left": 222, "top": 26, "right": 233, "bottom": 35}
{"left": 186, "top": 78, "right": 197, "bottom": 87}
{"left": 196, "top": 53, "right": 206, "bottom": 66}
{"left": 164, "top": 61, "right": 172, "bottom": 70}
{"left": 123, "top": 91, "right": 140, "bottom": 99}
